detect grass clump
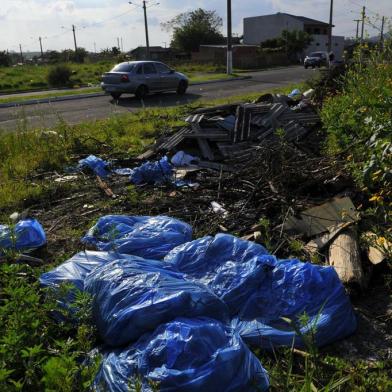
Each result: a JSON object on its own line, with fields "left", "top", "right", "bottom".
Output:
{"left": 47, "top": 65, "right": 72, "bottom": 87}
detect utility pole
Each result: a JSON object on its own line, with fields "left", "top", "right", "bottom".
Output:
{"left": 117, "top": 37, "right": 120, "bottom": 51}
{"left": 94, "top": 42, "right": 97, "bottom": 54}
{"left": 353, "top": 19, "right": 360, "bottom": 39}
{"left": 327, "top": 0, "right": 333, "bottom": 53}
{"left": 19, "top": 44, "right": 24, "bottom": 63}
{"left": 39, "top": 37, "right": 44, "bottom": 57}
{"left": 142, "top": 1, "right": 150, "bottom": 59}
{"left": 121, "top": 37, "right": 124, "bottom": 52}
{"left": 227, "top": 0, "right": 233, "bottom": 74}
{"left": 72, "top": 24, "right": 78, "bottom": 52}
{"left": 360, "top": 6, "right": 365, "bottom": 44}
{"left": 380, "top": 16, "right": 385, "bottom": 47}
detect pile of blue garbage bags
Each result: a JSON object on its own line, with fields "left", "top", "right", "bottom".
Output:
{"left": 40, "top": 214, "right": 357, "bottom": 391}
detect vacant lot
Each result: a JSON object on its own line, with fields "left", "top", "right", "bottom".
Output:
{"left": 0, "top": 62, "right": 237, "bottom": 94}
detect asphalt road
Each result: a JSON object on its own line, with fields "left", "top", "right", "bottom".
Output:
{"left": 0, "top": 66, "right": 314, "bottom": 132}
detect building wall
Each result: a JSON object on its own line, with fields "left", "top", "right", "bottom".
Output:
{"left": 305, "top": 35, "right": 345, "bottom": 60}
{"left": 243, "top": 14, "right": 303, "bottom": 44}
{"left": 192, "top": 45, "right": 291, "bottom": 68}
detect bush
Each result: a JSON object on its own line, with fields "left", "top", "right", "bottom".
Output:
{"left": 47, "top": 64, "right": 72, "bottom": 86}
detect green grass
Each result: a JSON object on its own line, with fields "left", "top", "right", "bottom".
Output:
{"left": 0, "top": 85, "right": 302, "bottom": 212}
{"left": 0, "top": 62, "right": 241, "bottom": 94}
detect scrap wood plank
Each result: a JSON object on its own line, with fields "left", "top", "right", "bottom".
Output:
{"left": 284, "top": 197, "right": 360, "bottom": 237}
{"left": 96, "top": 176, "right": 116, "bottom": 198}
{"left": 197, "top": 138, "right": 214, "bottom": 160}
{"left": 329, "top": 226, "right": 366, "bottom": 288}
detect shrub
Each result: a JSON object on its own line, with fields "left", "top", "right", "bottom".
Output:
{"left": 47, "top": 64, "right": 72, "bottom": 86}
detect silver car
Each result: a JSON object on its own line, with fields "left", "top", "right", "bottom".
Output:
{"left": 101, "top": 61, "right": 189, "bottom": 99}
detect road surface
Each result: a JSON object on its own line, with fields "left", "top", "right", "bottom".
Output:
{"left": 0, "top": 66, "right": 314, "bottom": 132}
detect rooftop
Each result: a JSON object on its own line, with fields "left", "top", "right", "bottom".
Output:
{"left": 245, "top": 12, "right": 330, "bottom": 27}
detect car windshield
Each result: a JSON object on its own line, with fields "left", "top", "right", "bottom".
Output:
{"left": 111, "top": 63, "right": 134, "bottom": 72}
{"left": 309, "top": 52, "right": 323, "bottom": 58}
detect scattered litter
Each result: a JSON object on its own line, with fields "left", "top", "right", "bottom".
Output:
{"left": 54, "top": 175, "right": 78, "bottom": 183}
{"left": 174, "top": 179, "right": 200, "bottom": 189}
{"left": 96, "top": 175, "right": 116, "bottom": 198}
{"left": 9, "top": 212, "right": 20, "bottom": 222}
{"left": 85, "top": 258, "right": 228, "bottom": 346}
{"left": 113, "top": 168, "right": 133, "bottom": 176}
{"left": 288, "top": 88, "right": 302, "bottom": 99}
{"left": 232, "top": 258, "right": 357, "bottom": 349}
{"left": 78, "top": 155, "right": 110, "bottom": 178}
{"left": 364, "top": 232, "right": 390, "bottom": 265}
{"left": 81, "top": 215, "right": 192, "bottom": 259}
{"left": 0, "top": 219, "right": 46, "bottom": 252}
{"left": 171, "top": 150, "right": 199, "bottom": 167}
{"left": 164, "top": 234, "right": 272, "bottom": 314}
{"left": 211, "top": 201, "right": 229, "bottom": 218}
{"left": 130, "top": 156, "right": 172, "bottom": 185}
{"left": 94, "top": 317, "right": 269, "bottom": 392}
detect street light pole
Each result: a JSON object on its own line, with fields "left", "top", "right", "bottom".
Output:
{"left": 354, "top": 19, "right": 360, "bottom": 39}
{"left": 327, "top": 0, "right": 333, "bottom": 53}
{"left": 360, "top": 6, "right": 365, "bottom": 44}
{"left": 142, "top": 1, "right": 150, "bottom": 59}
{"left": 72, "top": 24, "right": 78, "bottom": 52}
{"left": 39, "top": 36, "right": 44, "bottom": 57}
{"left": 227, "top": 0, "right": 232, "bottom": 74}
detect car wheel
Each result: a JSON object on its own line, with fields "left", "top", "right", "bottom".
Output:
{"left": 177, "top": 80, "right": 188, "bottom": 95}
{"left": 110, "top": 93, "right": 122, "bottom": 100}
{"left": 135, "top": 85, "right": 148, "bottom": 99}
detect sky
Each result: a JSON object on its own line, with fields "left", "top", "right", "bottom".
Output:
{"left": 1, "top": 0, "right": 391, "bottom": 53}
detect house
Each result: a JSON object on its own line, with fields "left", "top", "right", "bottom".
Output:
{"left": 243, "top": 12, "right": 345, "bottom": 59}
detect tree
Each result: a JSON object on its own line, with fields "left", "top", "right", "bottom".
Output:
{"left": 0, "top": 51, "right": 11, "bottom": 67}
{"left": 162, "top": 8, "right": 225, "bottom": 52}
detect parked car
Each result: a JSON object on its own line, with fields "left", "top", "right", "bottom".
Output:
{"left": 304, "top": 51, "right": 329, "bottom": 68}
{"left": 101, "top": 61, "right": 189, "bottom": 99}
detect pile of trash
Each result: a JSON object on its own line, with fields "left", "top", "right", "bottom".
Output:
{"left": 137, "top": 89, "right": 319, "bottom": 164}
{"left": 40, "top": 214, "right": 357, "bottom": 391}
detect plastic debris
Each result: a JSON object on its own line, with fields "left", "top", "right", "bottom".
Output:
{"left": 0, "top": 218, "right": 46, "bottom": 252}
{"left": 174, "top": 179, "right": 200, "bottom": 189}
{"left": 232, "top": 258, "right": 357, "bottom": 349}
{"left": 288, "top": 88, "right": 302, "bottom": 99}
{"left": 211, "top": 201, "right": 229, "bottom": 218}
{"left": 113, "top": 168, "right": 133, "bottom": 176}
{"left": 164, "top": 234, "right": 273, "bottom": 314}
{"left": 130, "top": 156, "right": 172, "bottom": 185}
{"left": 78, "top": 155, "right": 110, "bottom": 178}
{"left": 171, "top": 150, "right": 199, "bottom": 167}
{"left": 94, "top": 317, "right": 269, "bottom": 392}
{"left": 81, "top": 215, "right": 192, "bottom": 260}
{"left": 85, "top": 259, "right": 229, "bottom": 346}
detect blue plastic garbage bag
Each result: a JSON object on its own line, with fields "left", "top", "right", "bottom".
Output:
{"left": 288, "top": 88, "right": 301, "bottom": 99}
{"left": 78, "top": 155, "right": 110, "bottom": 177}
{"left": 0, "top": 218, "right": 46, "bottom": 252}
{"left": 113, "top": 168, "right": 133, "bottom": 176}
{"left": 130, "top": 156, "right": 172, "bottom": 185}
{"left": 40, "top": 250, "right": 132, "bottom": 291}
{"left": 232, "top": 258, "right": 357, "bottom": 349}
{"left": 85, "top": 259, "right": 229, "bottom": 347}
{"left": 164, "top": 234, "right": 274, "bottom": 314}
{"left": 171, "top": 151, "right": 199, "bottom": 167}
{"left": 82, "top": 215, "right": 192, "bottom": 260}
{"left": 94, "top": 317, "right": 269, "bottom": 392}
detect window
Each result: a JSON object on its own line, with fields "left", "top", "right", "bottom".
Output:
{"left": 136, "top": 65, "right": 143, "bottom": 74}
{"left": 314, "top": 28, "right": 320, "bottom": 34}
{"left": 143, "top": 63, "right": 157, "bottom": 74}
{"left": 155, "top": 63, "right": 171, "bottom": 73}
{"left": 316, "top": 43, "right": 320, "bottom": 46}
{"left": 111, "top": 63, "right": 134, "bottom": 72}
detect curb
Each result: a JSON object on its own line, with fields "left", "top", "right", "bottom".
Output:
{"left": 0, "top": 76, "right": 252, "bottom": 108}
